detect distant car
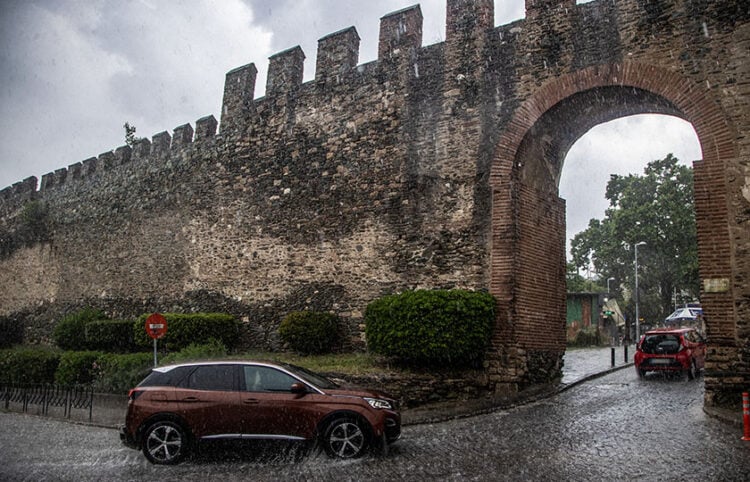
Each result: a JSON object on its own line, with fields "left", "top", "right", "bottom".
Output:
{"left": 120, "top": 361, "right": 401, "bottom": 464}
{"left": 634, "top": 327, "right": 706, "bottom": 380}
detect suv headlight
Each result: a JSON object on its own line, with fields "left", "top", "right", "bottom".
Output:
{"left": 364, "top": 397, "right": 392, "bottom": 410}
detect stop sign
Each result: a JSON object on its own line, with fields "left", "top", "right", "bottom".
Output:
{"left": 145, "top": 313, "right": 168, "bottom": 340}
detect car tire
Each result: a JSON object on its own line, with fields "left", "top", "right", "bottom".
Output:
{"left": 142, "top": 420, "right": 190, "bottom": 465}
{"left": 322, "top": 416, "right": 370, "bottom": 459}
{"left": 637, "top": 368, "right": 646, "bottom": 379}
{"left": 687, "top": 360, "right": 697, "bottom": 381}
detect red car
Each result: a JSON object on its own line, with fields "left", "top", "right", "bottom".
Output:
{"left": 634, "top": 327, "right": 706, "bottom": 379}
{"left": 120, "top": 361, "right": 401, "bottom": 464}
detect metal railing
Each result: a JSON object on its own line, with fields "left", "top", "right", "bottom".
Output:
{"left": 1, "top": 382, "right": 93, "bottom": 421}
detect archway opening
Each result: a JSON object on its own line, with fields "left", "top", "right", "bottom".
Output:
{"left": 487, "top": 67, "right": 735, "bottom": 397}
{"left": 560, "top": 114, "right": 701, "bottom": 348}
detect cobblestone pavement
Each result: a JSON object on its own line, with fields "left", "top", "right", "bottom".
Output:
{"left": 2, "top": 366, "right": 748, "bottom": 481}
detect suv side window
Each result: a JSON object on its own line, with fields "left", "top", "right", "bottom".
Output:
{"left": 186, "top": 365, "right": 237, "bottom": 391}
{"left": 138, "top": 366, "right": 194, "bottom": 387}
{"left": 243, "top": 366, "right": 298, "bottom": 392}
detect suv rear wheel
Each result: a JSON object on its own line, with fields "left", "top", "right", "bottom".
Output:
{"left": 142, "top": 420, "right": 189, "bottom": 465}
{"left": 322, "top": 416, "right": 369, "bottom": 459}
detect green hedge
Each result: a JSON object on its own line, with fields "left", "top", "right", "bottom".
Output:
{"left": 52, "top": 308, "right": 106, "bottom": 351}
{"left": 365, "top": 289, "right": 495, "bottom": 366}
{"left": 86, "top": 320, "right": 135, "bottom": 352}
{"left": 0, "top": 347, "right": 61, "bottom": 384}
{"left": 161, "top": 339, "right": 228, "bottom": 365}
{"left": 279, "top": 311, "right": 341, "bottom": 355}
{"left": 133, "top": 313, "right": 240, "bottom": 352}
{"left": 92, "top": 352, "right": 154, "bottom": 394}
{"left": 55, "top": 351, "right": 104, "bottom": 385}
{"left": 0, "top": 317, "right": 24, "bottom": 348}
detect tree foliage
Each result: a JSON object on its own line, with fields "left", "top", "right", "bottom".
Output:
{"left": 570, "top": 154, "right": 698, "bottom": 324}
{"left": 123, "top": 122, "right": 139, "bottom": 148}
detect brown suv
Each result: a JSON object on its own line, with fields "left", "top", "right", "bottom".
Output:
{"left": 120, "top": 361, "right": 401, "bottom": 464}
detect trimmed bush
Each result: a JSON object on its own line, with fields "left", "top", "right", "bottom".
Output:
{"left": 53, "top": 308, "right": 106, "bottom": 351}
{"left": 133, "top": 313, "right": 240, "bottom": 352}
{"left": 279, "top": 311, "right": 341, "bottom": 355}
{"left": 365, "top": 289, "right": 495, "bottom": 367}
{"left": 0, "top": 317, "right": 24, "bottom": 348}
{"left": 92, "top": 352, "right": 154, "bottom": 394}
{"left": 55, "top": 351, "right": 104, "bottom": 385}
{"left": 0, "top": 347, "right": 60, "bottom": 384}
{"left": 85, "top": 320, "right": 135, "bottom": 352}
{"left": 161, "top": 339, "right": 228, "bottom": 365}
{"left": 570, "top": 328, "right": 602, "bottom": 347}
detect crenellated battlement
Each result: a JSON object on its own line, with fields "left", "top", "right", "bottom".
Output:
{"left": 2, "top": 0, "right": 738, "bottom": 212}
{"left": 4, "top": 113, "right": 218, "bottom": 203}
{"left": 3, "top": 1, "right": 498, "bottom": 205}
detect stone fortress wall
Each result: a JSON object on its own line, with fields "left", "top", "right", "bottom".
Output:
{"left": 1, "top": 0, "right": 748, "bottom": 400}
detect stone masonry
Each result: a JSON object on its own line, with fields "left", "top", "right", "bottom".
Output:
{"left": 0, "top": 0, "right": 748, "bottom": 406}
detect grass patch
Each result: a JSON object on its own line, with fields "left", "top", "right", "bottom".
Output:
{"left": 226, "top": 351, "right": 394, "bottom": 376}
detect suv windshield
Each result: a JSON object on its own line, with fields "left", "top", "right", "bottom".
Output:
{"left": 641, "top": 334, "right": 682, "bottom": 355}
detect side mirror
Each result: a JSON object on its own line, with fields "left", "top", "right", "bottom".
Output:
{"left": 290, "top": 383, "right": 308, "bottom": 394}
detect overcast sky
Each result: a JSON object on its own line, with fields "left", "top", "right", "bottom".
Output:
{"left": 0, "top": 0, "right": 701, "bottom": 252}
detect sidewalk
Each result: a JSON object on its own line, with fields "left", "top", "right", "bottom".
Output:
{"left": 403, "top": 345, "right": 635, "bottom": 425}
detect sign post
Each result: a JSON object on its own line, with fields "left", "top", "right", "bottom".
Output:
{"left": 145, "top": 313, "right": 168, "bottom": 367}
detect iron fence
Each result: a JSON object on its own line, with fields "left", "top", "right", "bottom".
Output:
{"left": 1, "top": 382, "right": 93, "bottom": 421}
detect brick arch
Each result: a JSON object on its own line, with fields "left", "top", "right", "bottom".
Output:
{"left": 490, "top": 61, "right": 737, "bottom": 183}
{"left": 487, "top": 61, "right": 736, "bottom": 394}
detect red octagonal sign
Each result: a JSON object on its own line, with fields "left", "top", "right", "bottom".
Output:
{"left": 145, "top": 313, "right": 168, "bottom": 340}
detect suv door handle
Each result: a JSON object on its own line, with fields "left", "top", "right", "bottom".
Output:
{"left": 243, "top": 398, "right": 259, "bottom": 405}
{"left": 181, "top": 397, "right": 200, "bottom": 403}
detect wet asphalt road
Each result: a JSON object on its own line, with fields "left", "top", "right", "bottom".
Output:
{"left": 1, "top": 368, "right": 748, "bottom": 481}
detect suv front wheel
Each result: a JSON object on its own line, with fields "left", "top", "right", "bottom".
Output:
{"left": 322, "top": 416, "right": 370, "bottom": 459}
{"left": 142, "top": 420, "right": 190, "bottom": 465}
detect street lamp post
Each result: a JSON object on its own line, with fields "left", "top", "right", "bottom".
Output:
{"left": 607, "top": 277, "right": 615, "bottom": 295}
{"left": 634, "top": 241, "right": 647, "bottom": 342}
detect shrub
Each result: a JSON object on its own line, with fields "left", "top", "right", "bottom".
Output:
{"left": 92, "top": 352, "right": 154, "bottom": 394}
{"left": 365, "top": 289, "right": 495, "bottom": 367}
{"left": 570, "top": 328, "right": 602, "bottom": 347}
{"left": 52, "top": 308, "right": 106, "bottom": 351}
{"left": 0, "top": 347, "right": 60, "bottom": 384}
{"left": 161, "top": 339, "right": 228, "bottom": 365}
{"left": 0, "top": 316, "right": 24, "bottom": 348}
{"left": 279, "top": 311, "right": 341, "bottom": 355}
{"left": 55, "top": 351, "right": 104, "bottom": 385}
{"left": 133, "top": 313, "right": 239, "bottom": 352}
{"left": 85, "top": 320, "right": 135, "bottom": 352}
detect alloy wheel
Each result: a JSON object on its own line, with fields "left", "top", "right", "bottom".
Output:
{"left": 143, "top": 421, "right": 186, "bottom": 464}
{"left": 326, "top": 420, "right": 367, "bottom": 458}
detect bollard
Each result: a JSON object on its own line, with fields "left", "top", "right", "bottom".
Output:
{"left": 743, "top": 392, "right": 750, "bottom": 441}
{"left": 624, "top": 345, "right": 628, "bottom": 363}
{"left": 611, "top": 347, "right": 615, "bottom": 367}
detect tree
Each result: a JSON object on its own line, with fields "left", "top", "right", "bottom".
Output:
{"left": 566, "top": 262, "right": 605, "bottom": 293}
{"left": 123, "top": 122, "right": 139, "bottom": 148}
{"left": 570, "top": 154, "right": 698, "bottom": 324}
